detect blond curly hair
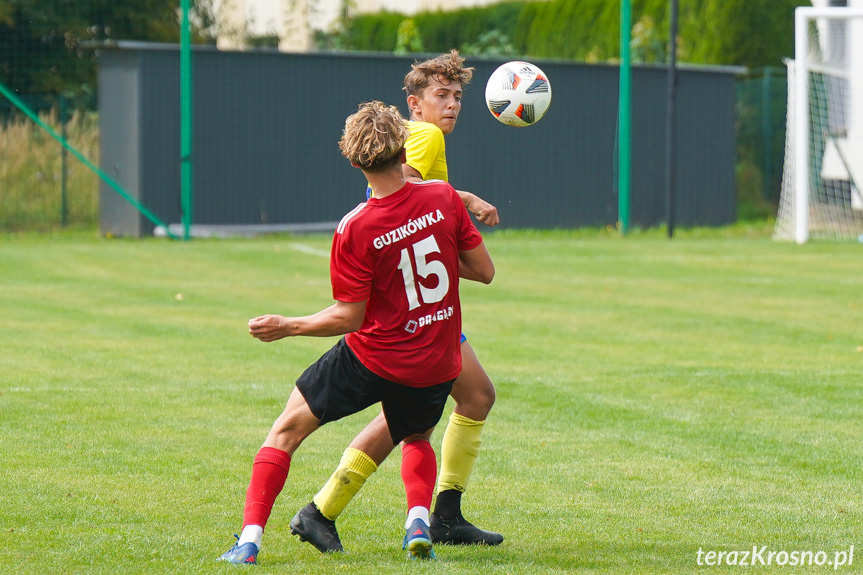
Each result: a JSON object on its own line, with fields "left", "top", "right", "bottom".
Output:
{"left": 339, "top": 101, "right": 409, "bottom": 173}
{"left": 403, "top": 50, "right": 474, "bottom": 97}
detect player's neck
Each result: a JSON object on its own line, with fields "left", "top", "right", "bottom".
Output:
{"left": 365, "top": 172, "right": 407, "bottom": 199}
{"left": 410, "top": 114, "right": 434, "bottom": 125}
{"left": 409, "top": 115, "right": 448, "bottom": 135}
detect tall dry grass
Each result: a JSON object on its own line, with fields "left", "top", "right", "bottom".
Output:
{"left": 0, "top": 109, "right": 99, "bottom": 230}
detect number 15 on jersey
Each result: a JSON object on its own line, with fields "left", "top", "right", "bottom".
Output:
{"left": 397, "top": 235, "right": 450, "bottom": 311}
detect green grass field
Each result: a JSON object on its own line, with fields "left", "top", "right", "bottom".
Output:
{"left": 2, "top": 227, "right": 861, "bottom": 574}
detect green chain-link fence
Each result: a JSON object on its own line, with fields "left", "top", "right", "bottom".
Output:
{"left": 0, "top": 93, "right": 99, "bottom": 230}
{"left": 0, "top": 1, "right": 214, "bottom": 232}
{"left": 735, "top": 66, "right": 788, "bottom": 220}
{"left": 2, "top": 1, "right": 791, "bottom": 231}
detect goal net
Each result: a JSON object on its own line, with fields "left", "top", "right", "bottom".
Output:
{"left": 774, "top": 6, "right": 863, "bottom": 243}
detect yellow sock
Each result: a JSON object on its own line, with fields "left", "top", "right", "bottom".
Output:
{"left": 313, "top": 448, "right": 377, "bottom": 521}
{"left": 436, "top": 413, "right": 485, "bottom": 494}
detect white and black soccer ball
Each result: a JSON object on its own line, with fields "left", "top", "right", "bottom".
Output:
{"left": 484, "top": 61, "right": 552, "bottom": 127}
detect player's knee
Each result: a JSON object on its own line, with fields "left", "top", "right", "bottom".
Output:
{"left": 453, "top": 377, "right": 496, "bottom": 419}
{"left": 266, "top": 409, "right": 319, "bottom": 453}
{"left": 475, "top": 381, "right": 496, "bottom": 415}
{"left": 402, "top": 427, "right": 435, "bottom": 444}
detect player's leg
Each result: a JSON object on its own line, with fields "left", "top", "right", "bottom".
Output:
{"left": 401, "top": 431, "right": 438, "bottom": 560}
{"left": 218, "top": 387, "right": 320, "bottom": 564}
{"left": 385, "top": 377, "right": 454, "bottom": 560}
{"left": 291, "top": 412, "right": 396, "bottom": 553}
{"left": 224, "top": 337, "right": 381, "bottom": 561}
{"left": 316, "top": 412, "right": 394, "bottom": 517}
{"left": 288, "top": 338, "right": 398, "bottom": 553}
{"left": 431, "top": 339, "right": 504, "bottom": 546}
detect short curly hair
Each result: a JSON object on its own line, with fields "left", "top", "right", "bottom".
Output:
{"left": 403, "top": 50, "right": 474, "bottom": 97}
{"left": 339, "top": 101, "right": 409, "bottom": 173}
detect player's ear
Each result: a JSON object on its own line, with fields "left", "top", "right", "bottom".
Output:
{"left": 406, "top": 94, "right": 420, "bottom": 115}
{"left": 399, "top": 148, "right": 407, "bottom": 164}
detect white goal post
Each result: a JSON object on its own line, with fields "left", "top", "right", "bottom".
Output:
{"left": 774, "top": 6, "right": 863, "bottom": 243}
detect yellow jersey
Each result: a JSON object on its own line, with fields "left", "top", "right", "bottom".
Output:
{"left": 366, "top": 120, "right": 448, "bottom": 199}
{"left": 404, "top": 120, "right": 448, "bottom": 182}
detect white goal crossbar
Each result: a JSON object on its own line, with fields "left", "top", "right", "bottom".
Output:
{"left": 793, "top": 6, "right": 863, "bottom": 243}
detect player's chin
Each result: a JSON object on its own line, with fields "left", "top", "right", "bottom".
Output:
{"left": 440, "top": 118, "right": 457, "bottom": 134}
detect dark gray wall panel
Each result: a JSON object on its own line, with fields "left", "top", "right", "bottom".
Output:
{"left": 98, "top": 45, "right": 737, "bottom": 236}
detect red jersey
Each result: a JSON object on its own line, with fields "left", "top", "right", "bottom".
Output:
{"left": 330, "top": 180, "right": 483, "bottom": 387}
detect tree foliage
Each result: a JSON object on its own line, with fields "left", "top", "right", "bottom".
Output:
{"left": 394, "top": 18, "right": 424, "bottom": 55}
{"left": 0, "top": 0, "right": 215, "bottom": 105}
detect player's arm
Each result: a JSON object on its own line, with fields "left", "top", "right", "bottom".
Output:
{"left": 456, "top": 190, "right": 500, "bottom": 227}
{"left": 458, "top": 242, "right": 495, "bottom": 284}
{"left": 402, "top": 163, "right": 424, "bottom": 183}
{"left": 248, "top": 300, "right": 366, "bottom": 342}
{"left": 402, "top": 164, "right": 500, "bottom": 227}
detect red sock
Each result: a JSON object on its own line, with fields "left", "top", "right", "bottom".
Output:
{"left": 242, "top": 447, "right": 291, "bottom": 529}
{"left": 401, "top": 439, "right": 436, "bottom": 510}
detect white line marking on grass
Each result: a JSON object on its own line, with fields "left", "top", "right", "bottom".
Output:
{"left": 290, "top": 244, "right": 330, "bottom": 258}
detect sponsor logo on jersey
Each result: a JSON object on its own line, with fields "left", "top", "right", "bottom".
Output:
{"left": 405, "top": 306, "right": 454, "bottom": 334}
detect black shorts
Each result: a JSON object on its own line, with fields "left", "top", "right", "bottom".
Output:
{"left": 295, "top": 337, "right": 455, "bottom": 444}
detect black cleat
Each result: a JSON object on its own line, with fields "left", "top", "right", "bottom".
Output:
{"left": 429, "top": 513, "right": 504, "bottom": 546}
{"left": 289, "top": 502, "right": 344, "bottom": 553}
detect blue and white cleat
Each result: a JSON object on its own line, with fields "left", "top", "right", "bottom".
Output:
{"left": 403, "top": 518, "right": 436, "bottom": 560}
{"left": 217, "top": 534, "right": 259, "bottom": 565}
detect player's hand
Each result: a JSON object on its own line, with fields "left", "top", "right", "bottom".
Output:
{"left": 249, "top": 314, "right": 290, "bottom": 342}
{"left": 469, "top": 197, "right": 500, "bottom": 227}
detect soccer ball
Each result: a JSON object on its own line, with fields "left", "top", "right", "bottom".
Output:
{"left": 484, "top": 61, "right": 552, "bottom": 127}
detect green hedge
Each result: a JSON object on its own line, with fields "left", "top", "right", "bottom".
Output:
{"left": 337, "top": 0, "right": 811, "bottom": 68}
{"left": 345, "top": 3, "right": 525, "bottom": 55}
